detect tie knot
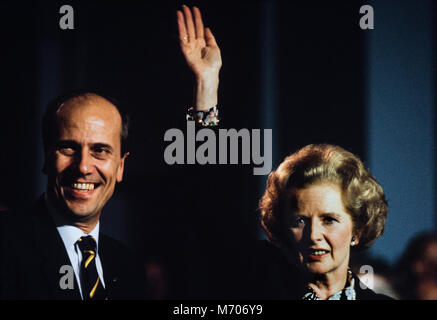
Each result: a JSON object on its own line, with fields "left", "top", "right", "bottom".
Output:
{"left": 77, "top": 235, "right": 97, "bottom": 252}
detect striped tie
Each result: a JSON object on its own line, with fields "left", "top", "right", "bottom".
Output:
{"left": 77, "top": 236, "right": 105, "bottom": 300}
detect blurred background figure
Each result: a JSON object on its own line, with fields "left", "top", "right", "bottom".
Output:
{"left": 394, "top": 232, "right": 437, "bottom": 300}
{"left": 144, "top": 260, "right": 169, "bottom": 299}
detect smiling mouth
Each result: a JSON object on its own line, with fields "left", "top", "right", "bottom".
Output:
{"left": 307, "top": 249, "right": 330, "bottom": 257}
{"left": 71, "top": 183, "right": 96, "bottom": 191}
{"left": 63, "top": 182, "right": 101, "bottom": 194}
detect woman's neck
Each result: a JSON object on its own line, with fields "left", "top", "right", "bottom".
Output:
{"left": 306, "top": 265, "right": 349, "bottom": 300}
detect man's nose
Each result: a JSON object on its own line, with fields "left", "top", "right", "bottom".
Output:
{"left": 76, "top": 150, "right": 93, "bottom": 175}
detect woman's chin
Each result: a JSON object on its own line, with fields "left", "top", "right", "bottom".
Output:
{"left": 305, "top": 262, "right": 329, "bottom": 275}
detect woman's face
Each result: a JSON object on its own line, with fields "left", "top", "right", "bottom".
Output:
{"left": 287, "top": 182, "right": 357, "bottom": 277}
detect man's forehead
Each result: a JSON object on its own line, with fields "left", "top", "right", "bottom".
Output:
{"left": 56, "top": 94, "right": 122, "bottom": 126}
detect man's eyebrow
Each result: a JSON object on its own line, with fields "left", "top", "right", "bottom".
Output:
{"left": 91, "top": 143, "right": 114, "bottom": 150}
{"left": 55, "top": 140, "right": 79, "bottom": 147}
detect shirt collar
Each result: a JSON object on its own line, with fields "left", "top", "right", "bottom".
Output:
{"left": 44, "top": 193, "right": 100, "bottom": 251}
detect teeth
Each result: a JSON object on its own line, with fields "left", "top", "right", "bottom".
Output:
{"left": 71, "top": 183, "right": 95, "bottom": 191}
{"left": 312, "top": 250, "right": 328, "bottom": 256}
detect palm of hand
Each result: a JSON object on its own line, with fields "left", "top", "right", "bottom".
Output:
{"left": 182, "top": 39, "right": 222, "bottom": 77}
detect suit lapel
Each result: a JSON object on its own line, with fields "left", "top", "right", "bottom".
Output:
{"left": 98, "top": 235, "right": 121, "bottom": 299}
{"left": 33, "top": 197, "right": 81, "bottom": 300}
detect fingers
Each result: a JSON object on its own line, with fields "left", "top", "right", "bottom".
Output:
{"left": 193, "top": 6, "right": 204, "bottom": 40}
{"left": 176, "top": 10, "right": 188, "bottom": 43}
{"left": 179, "top": 5, "right": 207, "bottom": 42}
{"left": 205, "top": 28, "right": 218, "bottom": 48}
{"left": 182, "top": 5, "right": 196, "bottom": 41}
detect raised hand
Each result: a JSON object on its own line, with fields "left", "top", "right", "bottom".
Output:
{"left": 177, "top": 6, "right": 221, "bottom": 111}
{"left": 177, "top": 6, "right": 222, "bottom": 79}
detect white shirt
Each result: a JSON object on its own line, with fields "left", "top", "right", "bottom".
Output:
{"left": 44, "top": 194, "right": 106, "bottom": 299}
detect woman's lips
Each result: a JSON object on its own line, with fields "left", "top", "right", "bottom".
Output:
{"left": 306, "top": 249, "right": 330, "bottom": 261}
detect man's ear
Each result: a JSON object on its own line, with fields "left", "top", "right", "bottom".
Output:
{"left": 116, "top": 152, "right": 130, "bottom": 183}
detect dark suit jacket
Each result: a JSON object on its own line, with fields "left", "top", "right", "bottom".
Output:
{"left": 247, "top": 240, "right": 393, "bottom": 300}
{"left": 0, "top": 197, "right": 147, "bottom": 300}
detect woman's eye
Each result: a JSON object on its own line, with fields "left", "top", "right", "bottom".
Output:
{"left": 323, "top": 216, "right": 337, "bottom": 224}
{"left": 292, "top": 217, "right": 305, "bottom": 227}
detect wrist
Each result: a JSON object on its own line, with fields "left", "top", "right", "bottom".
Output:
{"left": 195, "top": 73, "right": 219, "bottom": 111}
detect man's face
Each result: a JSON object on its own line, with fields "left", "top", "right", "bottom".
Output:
{"left": 45, "top": 96, "right": 126, "bottom": 224}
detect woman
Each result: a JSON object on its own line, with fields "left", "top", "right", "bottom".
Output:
{"left": 177, "top": 7, "right": 392, "bottom": 299}
{"left": 259, "top": 144, "right": 391, "bottom": 300}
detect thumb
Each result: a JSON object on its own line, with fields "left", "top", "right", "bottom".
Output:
{"left": 205, "top": 27, "right": 218, "bottom": 48}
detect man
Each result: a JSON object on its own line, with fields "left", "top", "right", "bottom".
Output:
{"left": 0, "top": 92, "right": 146, "bottom": 299}
{"left": 0, "top": 5, "right": 222, "bottom": 300}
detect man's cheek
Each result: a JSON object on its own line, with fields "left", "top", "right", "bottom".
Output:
{"left": 99, "top": 161, "right": 121, "bottom": 182}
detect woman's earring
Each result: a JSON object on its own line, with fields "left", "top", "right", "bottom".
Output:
{"left": 351, "top": 236, "right": 356, "bottom": 246}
